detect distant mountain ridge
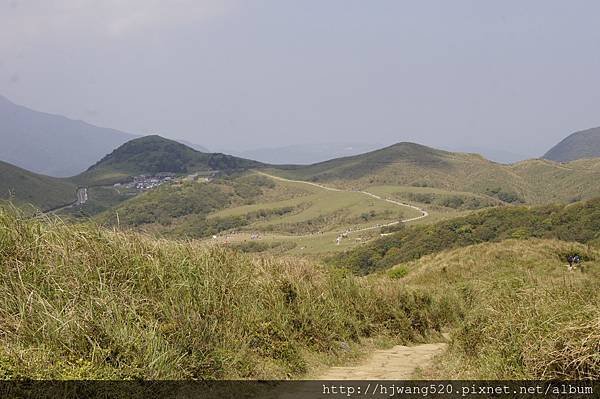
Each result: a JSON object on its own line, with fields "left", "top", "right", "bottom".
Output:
{"left": 5, "top": 133, "right": 600, "bottom": 212}
{"left": 0, "top": 94, "right": 140, "bottom": 177}
{"left": 543, "top": 127, "right": 600, "bottom": 162}
{"left": 271, "top": 141, "right": 600, "bottom": 204}
{"left": 230, "top": 142, "right": 383, "bottom": 165}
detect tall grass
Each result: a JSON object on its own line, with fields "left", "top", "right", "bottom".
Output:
{"left": 395, "top": 239, "right": 600, "bottom": 379}
{"left": 0, "top": 207, "right": 448, "bottom": 379}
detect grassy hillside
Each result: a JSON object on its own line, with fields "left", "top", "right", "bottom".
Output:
{"left": 95, "top": 175, "right": 286, "bottom": 237}
{"left": 270, "top": 142, "right": 600, "bottom": 204}
{"left": 392, "top": 239, "right": 600, "bottom": 379}
{"left": 74, "top": 135, "right": 263, "bottom": 186}
{"left": 2, "top": 205, "right": 598, "bottom": 379}
{"left": 0, "top": 160, "right": 76, "bottom": 211}
{"left": 544, "top": 126, "right": 600, "bottom": 162}
{"left": 94, "top": 173, "right": 417, "bottom": 245}
{"left": 331, "top": 197, "right": 600, "bottom": 274}
{"left": 0, "top": 207, "right": 448, "bottom": 379}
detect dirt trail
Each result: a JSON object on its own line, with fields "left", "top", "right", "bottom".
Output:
{"left": 317, "top": 342, "right": 447, "bottom": 380}
{"left": 254, "top": 171, "right": 429, "bottom": 234}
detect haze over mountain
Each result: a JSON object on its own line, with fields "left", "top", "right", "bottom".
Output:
{"left": 0, "top": 94, "right": 138, "bottom": 177}
{"left": 543, "top": 127, "right": 600, "bottom": 162}
{"left": 230, "top": 142, "right": 382, "bottom": 165}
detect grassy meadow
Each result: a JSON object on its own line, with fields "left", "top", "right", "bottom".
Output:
{"left": 2, "top": 203, "right": 599, "bottom": 379}
{"left": 0, "top": 206, "right": 449, "bottom": 379}
{"left": 391, "top": 239, "right": 600, "bottom": 379}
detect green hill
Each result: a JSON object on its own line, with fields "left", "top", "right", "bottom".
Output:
{"left": 94, "top": 174, "right": 280, "bottom": 237}
{"left": 74, "top": 135, "right": 263, "bottom": 186}
{"left": 0, "top": 160, "right": 76, "bottom": 211}
{"left": 331, "top": 197, "right": 600, "bottom": 274}
{"left": 544, "top": 127, "right": 600, "bottom": 162}
{"left": 271, "top": 142, "right": 600, "bottom": 204}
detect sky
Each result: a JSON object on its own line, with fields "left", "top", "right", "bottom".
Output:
{"left": 1, "top": 0, "right": 600, "bottom": 158}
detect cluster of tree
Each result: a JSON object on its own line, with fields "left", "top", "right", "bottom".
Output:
{"left": 330, "top": 198, "right": 600, "bottom": 275}
{"left": 102, "top": 182, "right": 231, "bottom": 226}
{"left": 484, "top": 187, "right": 524, "bottom": 204}
{"left": 399, "top": 192, "right": 499, "bottom": 210}
{"left": 100, "top": 176, "right": 275, "bottom": 228}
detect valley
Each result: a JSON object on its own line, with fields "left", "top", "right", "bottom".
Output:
{"left": 3, "top": 3, "right": 600, "bottom": 389}
{"left": 1, "top": 134, "right": 600, "bottom": 382}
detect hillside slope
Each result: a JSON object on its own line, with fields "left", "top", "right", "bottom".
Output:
{"left": 544, "top": 127, "right": 600, "bottom": 162}
{"left": 0, "top": 160, "right": 76, "bottom": 211}
{"left": 271, "top": 142, "right": 600, "bottom": 204}
{"left": 0, "top": 94, "right": 138, "bottom": 177}
{"left": 0, "top": 207, "right": 447, "bottom": 379}
{"left": 395, "top": 239, "right": 599, "bottom": 379}
{"left": 331, "top": 197, "right": 600, "bottom": 274}
{"left": 74, "top": 135, "right": 263, "bottom": 185}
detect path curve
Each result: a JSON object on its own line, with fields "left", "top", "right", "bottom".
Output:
{"left": 255, "top": 171, "right": 428, "bottom": 236}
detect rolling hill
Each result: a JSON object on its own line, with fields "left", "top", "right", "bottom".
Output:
{"left": 0, "top": 94, "right": 138, "bottom": 177}
{"left": 270, "top": 142, "right": 600, "bottom": 204}
{"left": 73, "top": 135, "right": 263, "bottom": 186}
{"left": 330, "top": 196, "right": 600, "bottom": 274}
{"left": 543, "top": 127, "right": 600, "bottom": 162}
{"left": 0, "top": 160, "right": 76, "bottom": 211}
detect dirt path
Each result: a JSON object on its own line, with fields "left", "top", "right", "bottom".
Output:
{"left": 254, "top": 171, "right": 429, "bottom": 235}
{"left": 317, "top": 342, "right": 447, "bottom": 380}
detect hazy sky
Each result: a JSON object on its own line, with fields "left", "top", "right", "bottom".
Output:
{"left": 2, "top": 1, "right": 599, "bottom": 157}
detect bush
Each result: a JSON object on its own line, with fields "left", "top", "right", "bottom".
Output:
{"left": 388, "top": 266, "right": 409, "bottom": 279}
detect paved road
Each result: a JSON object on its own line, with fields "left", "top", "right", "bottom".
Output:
{"left": 76, "top": 187, "right": 88, "bottom": 205}
{"left": 255, "top": 171, "right": 428, "bottom": 237}
{"left": 44, "top": 187, "right": 88, "bottom": 214}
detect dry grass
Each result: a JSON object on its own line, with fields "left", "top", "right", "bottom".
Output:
{"left": 0, "top": 206, "right": 449, "bottom": 379}
{"left": 393, "top": 239, "right": 600, "bottom": 379}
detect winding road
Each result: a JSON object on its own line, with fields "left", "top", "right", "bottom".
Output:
{"left": 255, "top": 171, "right": 428, "bottom": 236}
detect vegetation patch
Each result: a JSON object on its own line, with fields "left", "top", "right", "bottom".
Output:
{"left": 331, "top": 198, "right": 600, "bottom": 274}
{"left": 0, "top": 207, "right": 449, "bottom": 379}
{"left": 396, "top": 192, "right": 500, "bottom": 210}
{"left": 400, "top": 239, "right": 600, "bottom": 379}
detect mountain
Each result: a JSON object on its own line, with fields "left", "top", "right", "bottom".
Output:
{"left": 273, "top": 141, "right": 511, "bottom": 185}
{"left": 270, "top": 142, "right": 600, "bottom": 204}
{"left": 543, "top": 127, "right": 600, "bottom": 162}
{"left": 0, "top": 94, "right": 138, "bottom": 177}
{"left": 230, "top": 142, "right": 382, "bottom": 165}
{"left": 0, "top": 160, "right": 76, "bottom": 211}
{"left": 74, "top": 135, "right": 263, "bottom": 185}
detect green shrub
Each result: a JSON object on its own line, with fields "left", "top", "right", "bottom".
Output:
{"left": 388, "top": 266, "right": 409, "bottom": 279}
{"left": 331, "top": 198, "right": 600, "bottom": 274}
